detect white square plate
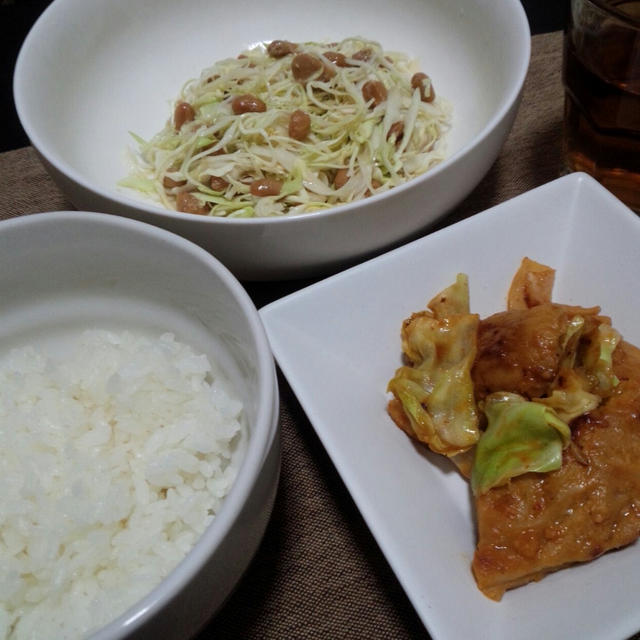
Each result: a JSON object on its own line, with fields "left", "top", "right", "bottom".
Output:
{"left": 259, "top": 173, "right": 640, "bottom": 640}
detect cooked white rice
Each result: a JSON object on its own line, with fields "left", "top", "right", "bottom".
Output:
{"left": 0, "top": 330, "right": 244, "bottom": 639}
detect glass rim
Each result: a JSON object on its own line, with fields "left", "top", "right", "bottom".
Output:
{"left": 582, "top": 0, "right": 640, "bottom": 29}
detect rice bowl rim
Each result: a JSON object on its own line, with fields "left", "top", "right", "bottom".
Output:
{"left": 0, "top": 210, "right": 279, "bottom": 638}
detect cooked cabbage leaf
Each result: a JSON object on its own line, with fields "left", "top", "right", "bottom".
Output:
{"left": 427, "top": 273, "right": 470, "bottom": 318}
{"left": 507, "top": 257, "right": 556, "bottom": 310}
{"left": 581, "top": 323, "right": 621, "bottom": 394}
{"left": 536, "top": 315, "right": 620, "bottom": 421}
{"left": 534, "top": 369, "right": 600, "bottom": 423}
{"left": 558, "top": 315, "right": 586, "bottom": 370}
{"left": 387, "top": 275, "right": 480, "bottom": 456}
{"left": 471, "top": 392, "right": 571, "bottom": 495}
{"left": 532, "top": 314, "right": 603, "bottom": 421}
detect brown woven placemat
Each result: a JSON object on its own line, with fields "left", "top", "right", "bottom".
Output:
{"left": 0, "top": 32, "right": 567, "bottom": 640}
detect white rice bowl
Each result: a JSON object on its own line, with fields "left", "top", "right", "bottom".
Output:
{"left": 0, "top": 211, "right": 280, "bottom": 639}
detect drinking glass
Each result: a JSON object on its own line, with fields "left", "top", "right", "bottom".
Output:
{"left": 563, "top": 0, "right": 640, "bottom": 211}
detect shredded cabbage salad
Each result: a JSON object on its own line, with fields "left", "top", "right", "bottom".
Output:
{"left": 121, "top": 37, "right": 452, "bottom": 218}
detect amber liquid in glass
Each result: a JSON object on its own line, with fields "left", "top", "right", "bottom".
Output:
{"left": 563, "top": 0, "right": 640, "bottom": 211}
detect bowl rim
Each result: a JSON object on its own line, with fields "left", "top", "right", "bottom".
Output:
{"left": 13, "top": 0, "right": 531, "bottom": 227}
{"left": 0, "top": 210, "right": 280, "bottom": 638}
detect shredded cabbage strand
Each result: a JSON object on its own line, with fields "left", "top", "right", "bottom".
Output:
{"left": 121, "top": 37, "right": 452, "bottom": 218}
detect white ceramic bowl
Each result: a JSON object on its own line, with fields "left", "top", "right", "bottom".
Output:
{"left": 14, "top": 0, "right": 530, "bottom": 280}
{"left": 0, "top": 211, "right": 280, "bottom": 639}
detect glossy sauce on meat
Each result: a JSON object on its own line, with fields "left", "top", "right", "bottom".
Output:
{"left": 472, "top": 340, "right": 640, "bottom": 600}
{"left": 473, "top": 304, "right": 573, "bottom": 400}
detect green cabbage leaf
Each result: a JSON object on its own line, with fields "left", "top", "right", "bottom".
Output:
{"left": 582, "top": 323, "right": 621, "bottom": 394}
{"left": 471, "top": 392, "right": 571, "bottom": 495}
{"left": 387, "top": 274, "right": 480, "bottom": 456}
